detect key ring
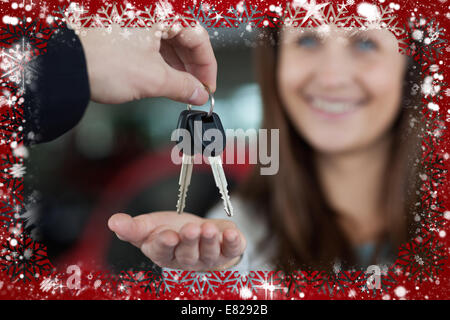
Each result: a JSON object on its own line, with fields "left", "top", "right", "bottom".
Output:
{"left": 187, "top": 84, "right": 215, "bottom": 117}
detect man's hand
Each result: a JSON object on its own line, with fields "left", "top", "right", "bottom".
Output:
{"left": 108, "top": 211, "right": 246, "bottom": 271}
{"left": 78, "top": 22, "right": 217, "bottom": 105}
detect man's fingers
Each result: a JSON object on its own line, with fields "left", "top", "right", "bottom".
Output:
{"left": 158, "top": 64, "right": 209, "bottom": 105}
{"left": 222, "top": 228, "right": 245, "bottom": 258}
{"left": 108, "top": 213, "right": 156, "bottom": 247}
{"left": 164, "top": 22, "right": 183, "bottom": 40}
{"left": 141, "top": 229, "right": 179, "bottom": 267}
{"left": 146, "top": 23, "right": 216, "bottom": 105}
{"left": 175, "top": 223, "right": 201, "bottom": 268}
{"left": 159, "top": 41, "right": 186, "bottom": 72}
{"left": 199, "top": 222, "right": 220, "bottom": 267}
{"left": 164, "top": 23, "right": 217, "bottom": 94}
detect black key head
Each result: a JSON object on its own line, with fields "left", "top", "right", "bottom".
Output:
{"left": 174, "top": 110, "right": 226, "bottom": 157}
{"left": 187, "top": 112, "right": 226, "bottom": 157}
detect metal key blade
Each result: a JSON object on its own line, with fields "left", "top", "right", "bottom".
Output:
{"left": 208, "top": 156, "right": 233, "bottom": 217}
{"left": 176, "top": 154, "right": 193, "bottom": 214}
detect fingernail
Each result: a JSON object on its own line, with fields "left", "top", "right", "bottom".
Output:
{"left": 188, "top": 87, "right": 208, "bottom": 105}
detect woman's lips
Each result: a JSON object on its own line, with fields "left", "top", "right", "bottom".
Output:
{"left": 305, "top": 95, "right": 365, "bottom": 119}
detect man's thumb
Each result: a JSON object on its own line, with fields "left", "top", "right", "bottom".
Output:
{"left": 161, "top": 66, "right": 209, "bottom": 106}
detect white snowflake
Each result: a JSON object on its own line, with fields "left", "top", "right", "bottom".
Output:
{"left": 444, "top": 88, "right": 450, "bottom": 97}
{"left": 179, "top": 271, "right": 221, "bottom": 295}
{"left": 357, "top": 3, "right": 381, "bottom": 22}
{"left": 421, "top": 76, "right": 439, "bottom": 97}
{"left": 428, "top": 102, "right": 439, "bottom": 112}
{"left": 64, "top": 3, "right": 89, "bottom": 30}
{"left": 9, "top": 163, "right": 26, "bottom": 178}
{"left": 254, "top": 277, "right": 283, "bottom": 300}
{"left": 348, "top": 289, "right": 357, "bottom": 298}
{"left": 40, "top": 277, "right": 62, "bottom": 293}
{"left": 427, "top": 25, "right": 440, "bottom": 42}
{"left": 300, "top": 0, "right": 329, "bottom": 24}
{"left": 201, "top": 2, "right": 212, "bottom": 12}
{"left": 0, "top": 38, "right": 37, "bottom": 94}
{"left": 155, "top": 0, "right": 173, "bottom": 20}
{"left": 338, "top": 2, "right": 348, "bottom": 12}
{"left": 12, "top": 145, "right": 29, "bottom": 158}
{"left": 39, "top": 3, "right": 49, "bottom": 19}
{"left": 239, "top": 286, "right": 253, "bottom": 299}
{"left": 0, "top": 93, "right": 16, "bottom": 108}
{"left": 394, "top": 286, "right": 407, "bottom": 298}
{"left": 414, "top": 254, "right": 425, "bottom": 265}
{"left": 236, "top": 1, "right": 245, "bottom": 13}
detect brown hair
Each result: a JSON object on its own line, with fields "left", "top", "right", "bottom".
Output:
{"left": 240, "top": 26, "right": 425, "bottom": 272}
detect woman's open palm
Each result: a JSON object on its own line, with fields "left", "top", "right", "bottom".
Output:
{"left": 108, "top": 211, "right": 246, "bottom": 271}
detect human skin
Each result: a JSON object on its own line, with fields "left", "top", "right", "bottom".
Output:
{"left": 100, "top": 23, "right": 245, "bottom": 271}
{"left": 277, "top": 25, "right": 407, "bottom": 245}
{"left": 108, "top": 26, "right": 406, "bottom": 270}
{"left": 78, "top": 22, "right": 217, "bottom": 105}
{"left": 108, "top": 212, "right": 245, "bottom": 271}
{"left": 277, "top": 25, "right": 406, "bottom": 155}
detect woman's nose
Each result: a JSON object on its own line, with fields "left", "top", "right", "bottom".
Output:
{"left": 313, "top": 44, "right": 355, "bottom": 90}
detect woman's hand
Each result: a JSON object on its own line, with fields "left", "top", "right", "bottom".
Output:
{"left": 108, "top": 211, "right": 246, "bottom": 271}
{"left": 78, "top": 22, "right": 217, "bottom": 105}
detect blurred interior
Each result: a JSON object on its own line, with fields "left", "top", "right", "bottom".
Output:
{"left": 25, "top": 26, "right": 262, "bottom": 272}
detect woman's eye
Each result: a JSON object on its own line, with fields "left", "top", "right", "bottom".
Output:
{"left": 297, "top": 35, "right": 319, "bottom": 48}
{"left": 353, "top": 38, "right": 377, "bottom": 51}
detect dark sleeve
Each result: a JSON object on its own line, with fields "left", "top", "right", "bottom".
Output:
{"left": 23, "top": 24, "right": 90, "bottom": 145}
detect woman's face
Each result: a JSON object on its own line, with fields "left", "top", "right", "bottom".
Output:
{"left": 277, "top": 25, "right": 407, "bottom": 154}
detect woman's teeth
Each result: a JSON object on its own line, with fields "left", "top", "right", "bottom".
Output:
{"left": 310, "top": 98, "right": 360, "bottom": 114}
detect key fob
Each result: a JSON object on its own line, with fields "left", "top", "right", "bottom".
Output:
{"left": 175, "top": 110, "right": 204, "bottom": 156}
{"left": 187, "top": 112, "right": 226, "bottom": 157}
{"left": 175, "top": 110, "right": 226, "bottom": 156}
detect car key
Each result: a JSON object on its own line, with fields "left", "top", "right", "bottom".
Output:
{"left": 185, "top": 111, "right": 233, "bottom": 217}
{"left": 174, "top": 85, "right": 233, "bottom": 217}
{"left": 174, "top": 109, "right": 201, "bottom": 214}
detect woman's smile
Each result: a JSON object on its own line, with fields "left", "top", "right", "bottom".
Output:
{"left": 303, "top": 94, "right": 367, "bottom": 119}
{"left": 278, "top": 26, "right": 406, "bottom": 153}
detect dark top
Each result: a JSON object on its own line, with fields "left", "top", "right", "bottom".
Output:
{"left": 23, "top": 24, "right": 90, "bottom": 145}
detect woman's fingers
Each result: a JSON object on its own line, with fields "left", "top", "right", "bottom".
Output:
{"left": 222, "top": 228, "right": 245, "bottom": 258}
{"left": 108, "top": 213, "right": 155, "bottom": 247}
{"left": 109, "top": 212, "right": 245, "bottom": 270}
{"left": 141, "top": 229, "right": 179, "bottom": 267}
{"left": 199, "top": 222, "right": 220, "bottom": 267}
{"left": 175, "top": 223, "right": 201, "bottom": 268}
{"left": 108, "top": 211, "right": 198, "bottom": 244}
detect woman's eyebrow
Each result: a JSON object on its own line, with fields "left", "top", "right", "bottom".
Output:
{"left": 300, "top": 28, "right": 329, "bottom": 39}
{"left": 281, "top": 28, "right": 319, "bottom": 42}
{"left": 347, "top": 28, "right": 390, "bottom": 40}
{"left": 345, "top": 29, "right": 369, "bottom": 39}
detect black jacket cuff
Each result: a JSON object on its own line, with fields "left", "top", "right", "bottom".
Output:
{"left": 24, "top": 24, "right": 90, "bottom": 145}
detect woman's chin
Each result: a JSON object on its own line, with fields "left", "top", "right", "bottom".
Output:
{"left": 306, "top": 137, "right": 362, "bottom": 156}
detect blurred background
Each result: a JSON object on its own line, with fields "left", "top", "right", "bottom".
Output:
{"left": 25, "top": 26, "right": 262, "bottom": 272}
